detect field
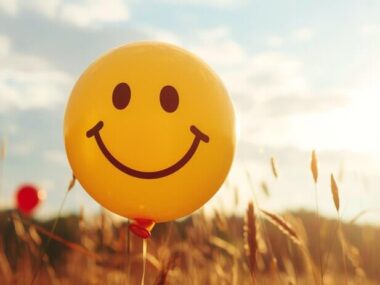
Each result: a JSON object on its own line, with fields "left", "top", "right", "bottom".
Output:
{"left": 0, "top": 155, "right": 379, "bottom": 285}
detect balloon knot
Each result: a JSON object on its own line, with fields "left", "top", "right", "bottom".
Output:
{"left": 128, "top": 219, "right": 155, "bottom": 239}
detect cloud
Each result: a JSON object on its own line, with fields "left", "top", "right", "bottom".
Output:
{"left": 266, "top": 35, "right": 284, "bottom": 48}
{"left": 181, "top": 28, "right": 347, "bottom": 128}
{"left": 291, "top": 27, "right": 313, "bottom": 42}
{"left": 24, "top": 0, "right": 61, "bottom": 18}
{"left": 264, "top": 28, "right": 313, "bottom": 49}
{"left": 360, "top": 24, "right": 380, "bottom": 37}
{"left": 10, "top": 140, "right": 35, "bottom": 156}
{"left": 264, "top": 92, "right": 349, "bottom": 117}
{"left": 60, "top": 0, "right": 130, "bottom": 28}
{"left": 248, "top": 52, "right": 307, "bottom": 98}
{"left": 0, "top": 34, "right": 72, "bottom": 112}
{"left": 43, "top": 149, "right": 67, "bottom": 165}
{"left": 189, "top": 27, "right": 246, "bottom": 67}
{"left": 159, "top": 0, "right": 245, "bottom": 8}
{"left": 0, "top": 0, "right": 130, "bottom": 28}
{"left": 142, "top": 27, "right": 182, "bottom": 45}
{"left": 218, "top": 51, "right": 309, "bottom": 113}
{"left": 0, "top": 62, "right": 71, "bottom": 112}
{"left": 0, "top": 12, "right": 151, "bottom": 76}
{"left": 0, "top": 0, "right": 18, "bottom": 15}
{"left": 0, "top": 34, "right": 10, "bottom": 55}
{"left": 0, "top": 68, "right": 71, "bottom": 112}
{"left": 190, "top": 39, "right": 306, "bottom": 100}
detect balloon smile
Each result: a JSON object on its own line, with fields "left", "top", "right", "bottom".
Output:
{"left": 86, "top": 121, "right": 209, "bottom": 179}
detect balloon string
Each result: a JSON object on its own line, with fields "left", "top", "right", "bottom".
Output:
{"left": 30, "top": 175, "right": 75, "bottom": 285}
{"left": 141, "top": 239, "right": 147, "bottom": 285}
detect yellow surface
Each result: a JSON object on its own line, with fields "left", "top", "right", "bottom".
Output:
{"left": 64, "top": 42, "right": 235, "bottom": 223}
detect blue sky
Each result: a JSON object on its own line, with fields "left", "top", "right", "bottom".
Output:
{"left": 1, "top": 0, "right": 380, "bottom": 223}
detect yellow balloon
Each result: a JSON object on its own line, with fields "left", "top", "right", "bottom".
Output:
{"left": 64, "top": 42, "right": 235, "bottom": 223}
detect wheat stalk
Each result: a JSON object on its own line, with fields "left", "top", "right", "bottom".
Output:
{"left": 233, "top": 186, "right": 239, "bottom": 206}
{"left": 349, "top": 210, "right": 370, "bottom": 225}
{"left": 330, "top": 174, "right": 340, "bottom": 212}
{"left": 210, "top": 236, "right": 237, "bottom": 257}
{"left": 270, "top": 157, "right": 278, "bottom": 178}
{"left": 260, "top": 181, "right": 270, "bottom": 197}
{"left": 339, "top": 230, "right": 364, "bottom": 277}
{"left": 244, "top": 202, "right": 257, "bottom": 275}
{"left": 214, "top": 210, "right": 228, "bottom": 233}
{"left": 260, "top": 209, "right": 301, "bottom": 245}
{"left": 0, "top": 241, "right": 12, "bottom": 284}
{"left": 310, "top": 150, "right": 324, "bottom": 283}
{"left": 311, "top": 150, "right": 318, "bottom": 184}
{"left": 154, "top": 256, "right": 175, "bottom": 285}
{"left": 330, "top": 172, "right": 348, "bottom": 284}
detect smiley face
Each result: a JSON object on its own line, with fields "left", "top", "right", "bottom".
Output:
{"left": 86, "top": 89, "right": 210, "bottom": 179}
{"left": 64, "top": 42, "right": 235, "bottom": 223}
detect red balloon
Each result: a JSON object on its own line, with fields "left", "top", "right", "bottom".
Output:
{"left": 16, "top": 184, "right": 41, "bottom": 214}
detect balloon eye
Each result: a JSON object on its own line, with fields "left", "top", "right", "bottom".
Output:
{"left": 160, "top": 85, "right": 179, "bottom": 113}
{"left": 113, "top": 83, "right": 131, "bottom": 110}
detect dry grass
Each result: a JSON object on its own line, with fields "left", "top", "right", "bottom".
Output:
{"left": 270, "top": 157, "right": 278, "bottom": 179}
{"left": 0, "top": 207, "right": 379, "bottom": 284}
{"left": 259, "top": 209, "right": 301, "bottom": 246}
{"left": 311, "top": 150, "right": 318, "bottom": 184}
{"left": 330, "top": 174, "right": 340, "bottom": 212}
{"left": 243, "top": 202, "right": 257, "bottom": 280}
{"left": 0, "top": 152, "right": 379, "bottom": 285}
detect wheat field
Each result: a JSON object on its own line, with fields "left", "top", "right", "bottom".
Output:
{"left": 0, "top": 151, "right": 379, "bottom": 285}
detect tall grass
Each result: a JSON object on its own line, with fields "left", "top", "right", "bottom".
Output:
{"left": 0, "top": 152, "right": 378, "bottom": 284}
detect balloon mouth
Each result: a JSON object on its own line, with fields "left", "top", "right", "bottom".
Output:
{"left": 128, "top": 219, "right": 155, "bottom": 239}
{"left": 86, "top": 120, "right": 209, "bottom": 179}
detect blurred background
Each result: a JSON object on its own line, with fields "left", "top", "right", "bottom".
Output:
{"left": 1, "top": 0, "right": 380, "bottom": 222}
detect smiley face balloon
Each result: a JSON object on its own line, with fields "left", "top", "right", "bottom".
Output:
{"left": 64, "top": 42, "right": 235, "bottom": 227}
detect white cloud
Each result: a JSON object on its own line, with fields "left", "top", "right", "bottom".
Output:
{"left": 1, "top": 30, "right": 71, "bottom": 113}
{"left": 0, "top": 47, "right": 71, "bottom": 112}
{"left": 160, "top": 0, "right": 245, "bottom": 8}
{"left": 26, "top": 0, "right": 61, "bottom": 18}
{"left": 265, "top": 28, "right": 313, "bottom": 48}
{"left": 188, "top": 27, "right": 246, "bottom": 67}
{"left": 43, "top": 149, "right": 67, "bottom": 165}
{"left": 10, "top": 141, "right": 34, "bottom": 156}
{"left": 248, "top": 52, "right": 307, "bottom": 98}
{"left": 360, "top": 24, "right": 380, "bottom": 37}
{"left": 0, "top": 0, "right": 130, "bottom": 28}
{"left": 0, "top": 123, "right": 19, "bottom": 136}
{"left": 266, "top": 35, "right": 284, "bottom": 48}
{"left": 143, "top": 27, "right": 182, "bottom": 45}
{"left": 217, "top": 51, "right": 308, "bottom": 106}
{"left": 0, "top": 34, "right": 11, "bottom": 56}
{"left": 291, "top": 27, "right": 313, "bottom": 42}
{"left": 197, "top": 27, "right": 230, "bottom": 42}
{"left": 60, "top": 0, "right": 129, "bottom": 28}
{"left": 183, "top": 28, "right": 308, "bottom": 104}
{"left": 0, "top": 0, "right": 18, "bottom": 15}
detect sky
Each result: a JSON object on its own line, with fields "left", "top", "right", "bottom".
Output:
{"left": 1, "top": 0, "right": 380, "bottom": 224}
